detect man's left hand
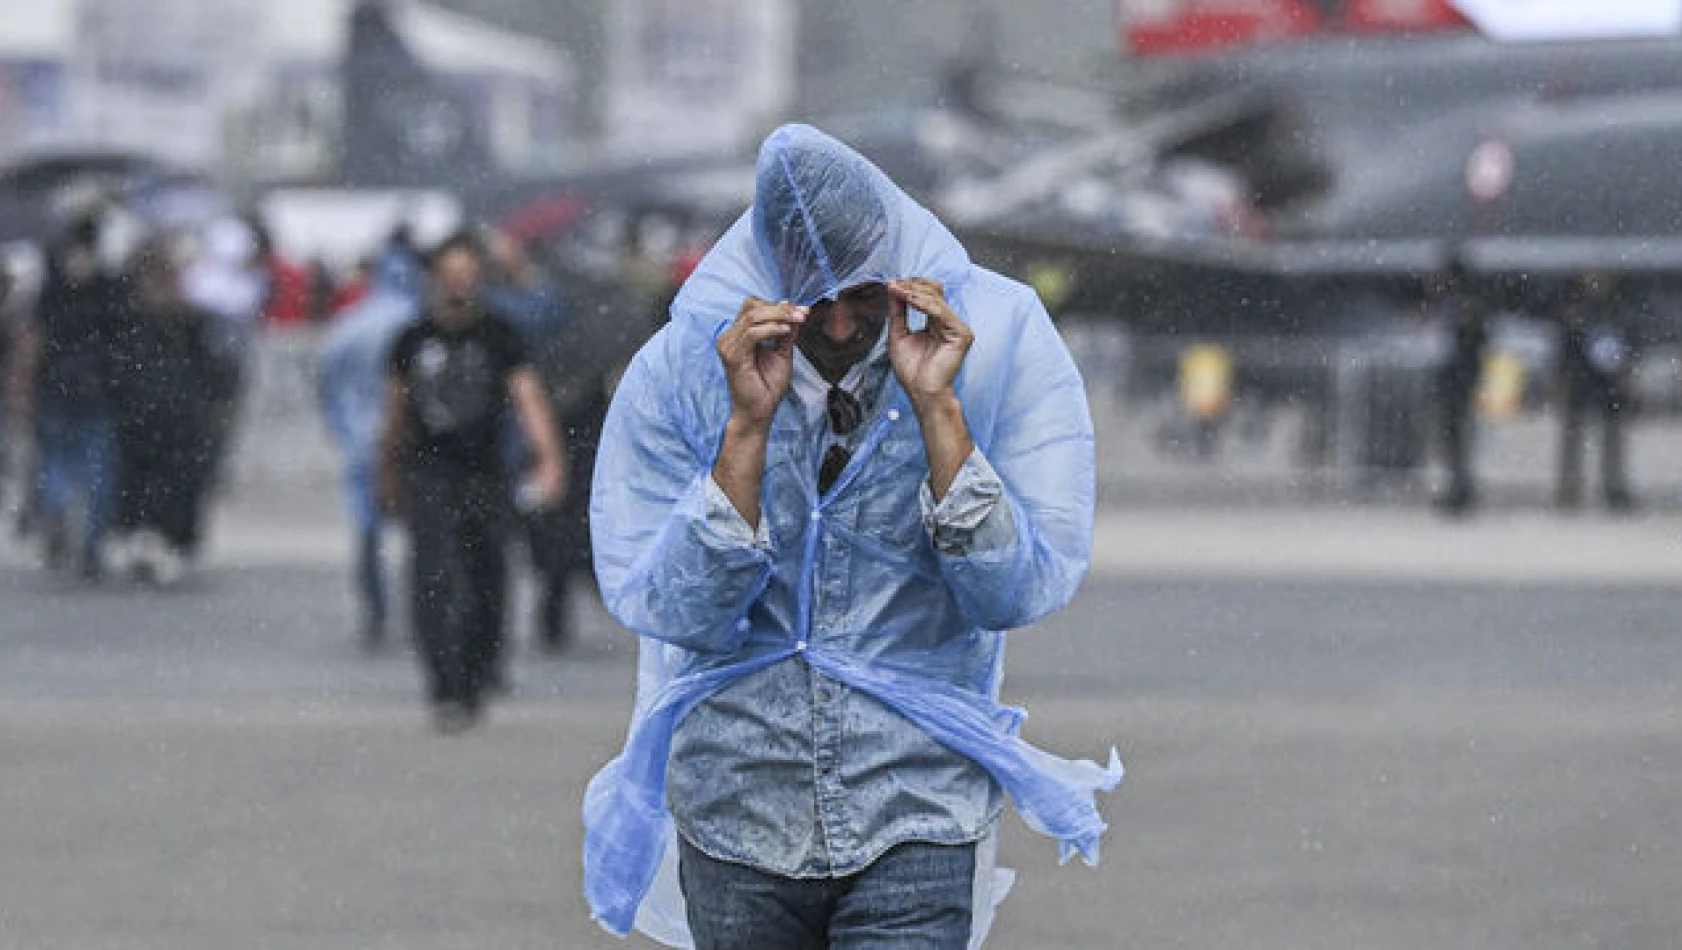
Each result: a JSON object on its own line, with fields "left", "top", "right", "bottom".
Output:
{"left": 887, "top": 279, "right": 972, "bottom": 407}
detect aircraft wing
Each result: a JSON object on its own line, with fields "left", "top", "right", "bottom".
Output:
{"left": 964, "top": 224, "right": 1682, "bottom": 341}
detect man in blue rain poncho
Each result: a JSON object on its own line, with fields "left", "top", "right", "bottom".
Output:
{"left": 316, "top": 253, "right": 422, "bottom": 650}
{"left": 585, "top": 124, "right": 1120, "bottom": 949}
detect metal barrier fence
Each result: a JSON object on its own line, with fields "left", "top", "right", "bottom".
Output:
{"left": 1059, "top": 316, "right": 1682, "bottom": 506}
{"left": 1061, "top": 319, "right": 1439, "bottom": 484}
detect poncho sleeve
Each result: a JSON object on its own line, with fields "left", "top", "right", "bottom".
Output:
{"left": 928, "top": 285, "right": 1095, "bottom": 631}
{"left": 589, "top": 327, "right": 775, "bottom": 654}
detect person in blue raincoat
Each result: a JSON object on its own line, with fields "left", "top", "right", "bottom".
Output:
{"left": 316, "top": 253, "right": 422, "bottom": 650}
{"left": 584, "top": 124, "right": 1120, "bottom": 949}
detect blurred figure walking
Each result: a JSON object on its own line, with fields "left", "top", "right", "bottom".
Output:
{"left": 183, "top": 218, "right": 266, "bottom": 497}
{"left": 1555, "top": 273, "right": 1636, "bottom": 512}
{"left": 1430, "top": 256, "right": 1489, "bottom": 517}
{"left": 3, "top": 246, "right": 43, "bottom": 537}
{"left": 482, "top": 229, "right": 588, "bottom": 653}
{"left": 253, "top": 223, "right": 312, "bottom": 330}
{"left": 0, "top": 261, "right": 16, "bottom": 513}
{"left": 379, "top": 231, "right": 565, "bottom": 732}
{"left": 108, "top": 240, "right": 224, "bottom": 585}
{"left": 317, "top": 254, "right": 421, "bottom": 650}
{"left": 15, "top": 219, "right": 121, "bottom": 578}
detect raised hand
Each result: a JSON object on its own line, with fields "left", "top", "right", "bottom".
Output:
{"left": 887, "top": 279, "right": 972, "bottom": 407}
{"left": 716, "top": 296, "right": 808, "bottom": 429}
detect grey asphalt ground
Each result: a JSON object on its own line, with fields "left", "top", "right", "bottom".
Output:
{"left": 3, "top": 489, "right": 1681, "bottom": 950}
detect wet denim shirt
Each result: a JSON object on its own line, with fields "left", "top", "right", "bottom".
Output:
{"left": 668, "top": 340, "right": 1013, "bottom": 878}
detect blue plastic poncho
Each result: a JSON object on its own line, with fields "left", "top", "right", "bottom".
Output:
{"left": 315, "top": 259, "right": 421, "bottom": 528}
{"left": 584, "top": 124, "right": 1120, "bottom": 947}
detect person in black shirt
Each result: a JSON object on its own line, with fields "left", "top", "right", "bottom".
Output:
{"left": 17, "top": 219, "right": 122, "bottom": 578}
{"left": 107, "top": 239, "right": 225, "bottom": 585}
{"left": 380, "top": 231, "right": 566, "bottom": 732}
{"left": 0, "top": 262, "right": 14, "bottom": 513}
{"left": 1430, "top": 256, "right": 1490, "bottom": 517}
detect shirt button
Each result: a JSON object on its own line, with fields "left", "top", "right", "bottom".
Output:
{"left": 736, "top": 618, "right": 750, "bottom": 632}
{"left": 809, "top": 509, "right": 822, "bottom": 522}
{"left": 795, "top": 640, "right": 808, "bottom": 652}
{"left": 887, "top": 409, "right": 901, "bottom": 421}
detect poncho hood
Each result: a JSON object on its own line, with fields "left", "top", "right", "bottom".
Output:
{"left": 671, "top": 123, "right": 972, "bottom": 337}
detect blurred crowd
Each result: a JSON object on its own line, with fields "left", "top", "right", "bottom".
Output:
{"left": 0, "top": 213, "right": 263, "bottom": 583}
{"left": 0, "top": 199, "right": 699, "bottom": 637}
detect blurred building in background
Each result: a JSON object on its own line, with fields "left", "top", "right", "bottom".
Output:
{"left": 438, "top": 0, "right": 1119, "bottom": 141}
{"left": 0, "top": 0, "right": 1122, "bottom": 186}
{"left": 233, "top": 0, "right": 575, "bottom": 186}
{"left": 0, "top": 0, "right": 576, "bottom": 186}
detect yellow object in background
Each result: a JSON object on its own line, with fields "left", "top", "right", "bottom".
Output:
{"left": 1478, "top": 351, "right": 1526, "bottom": 419}
{"left": 1025, "top": 262, "right": 1074, "bottom": 314}
{"left": 1180, "top": 345, "right": 1234, "bottom": 420}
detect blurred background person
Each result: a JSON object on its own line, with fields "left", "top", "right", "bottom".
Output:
{"left": 317, "top": 252, "right": 422, "bottom": 651}
{"left": 1555, "top": 272, "right": 1638, "bottom": 513}
{"left": 375, "top": 224, "right": 426, "bottom": 300}
{"left": 1430, "top": 254, "right": 1490, "bottom": 517}
{"left": 15, "top": 218, "right": 123, "bottom": 579}
{"left": 307, "top": 256, "right": 337, "bottom": 325}
{"left": 481, "top": 227, "right": 581, "bottom": 653}
{"left": 379, "top": 231, "right": 565, "bottom": 731}
{"left": 3, "top": 247, "right": 43, "bottom": 539}
{"left": 489, "top": 215, "right": 679, "bottom": 654}
{"left": 108, "top": 238, "right": 223, "bottom": 586}
{"left": 252, "top": 220, "right": 312, "bottom": 330}
{"left": 182, "top": 217, "right": 267, "bottom": 499}
{"left": 0, "top": 261, "right": 15, "bottom": 513}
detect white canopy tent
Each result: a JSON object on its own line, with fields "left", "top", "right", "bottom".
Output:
{"left": 0, "top": 7, "right": 73, "bottom": 56}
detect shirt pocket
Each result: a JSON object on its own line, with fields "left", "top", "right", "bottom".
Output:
{"left": 761, "top": 434, "right": 811, "bottom": 550}
{"left": 853, "top": 433, "right": 936, "bottom": 561}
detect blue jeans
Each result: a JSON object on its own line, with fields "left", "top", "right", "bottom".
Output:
{"left": 344, "top": 459, "right": 387, "bottom": 628}
{"left": 677, "top": 837, "right": 975, "bottom": 950}
{"left": 34, "top": 406, "right": 115, "bottom": 567}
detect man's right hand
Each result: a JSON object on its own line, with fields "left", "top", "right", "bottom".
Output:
{"left": 715, "top": 297, "right": 806, "bottom": 428}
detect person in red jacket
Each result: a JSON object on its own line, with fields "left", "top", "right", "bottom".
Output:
{"left": 251, "top": 221, "right": 311, "bottom": 329}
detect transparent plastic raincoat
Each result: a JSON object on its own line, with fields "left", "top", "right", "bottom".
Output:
{"left": 315, "top": 258, "right": 421, "bottom": 529}
{"left": 584, "top": 124, "right": 1121, "bottom": 947}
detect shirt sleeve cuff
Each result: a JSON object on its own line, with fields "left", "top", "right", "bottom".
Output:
{"left": 705, "top": 475, "right": 774, "bottom": 552}
{"left": 919, "top": 448, "right": 1012, "bottom": 556}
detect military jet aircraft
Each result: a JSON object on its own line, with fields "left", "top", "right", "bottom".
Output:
{"left": 954, "top": 12, "right": 1682, "bottom": 344}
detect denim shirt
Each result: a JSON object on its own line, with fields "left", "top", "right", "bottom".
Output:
{"left": 669, "top": 343, "right": 1013, "bottom": 877}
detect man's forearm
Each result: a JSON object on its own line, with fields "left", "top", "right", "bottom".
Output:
{"left": 512, "top": 372, "right": 566, "bottom": 475}
{"left": 376, "top": 378, "right": 409, "bottom": 488}
{"left": 712, "top": 415, "right": 770, "bottom": 530}
{"left": 912, "top": 391, "right": 974, "bottom": 502}
{"left": 377, "top": 420, "right": 403, "bottom": 483}
{"left": 8, "top": 324, "right": 38, "bottom": 429}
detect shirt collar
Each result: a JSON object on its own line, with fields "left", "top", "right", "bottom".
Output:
{"left": 791, "top": 323, "right": 889, "bottom": 425}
